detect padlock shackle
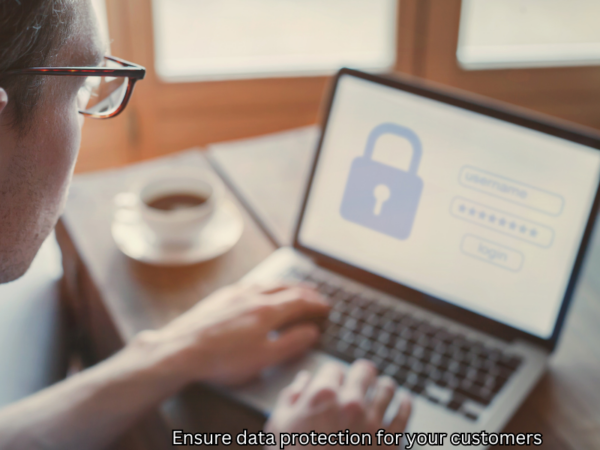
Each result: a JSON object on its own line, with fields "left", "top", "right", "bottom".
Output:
{"left": 364, "top": 123, "right": 422, "bottom": 175}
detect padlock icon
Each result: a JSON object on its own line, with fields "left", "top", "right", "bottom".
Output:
{"left": 340, "top": 123, "right": 423, "bottom": 240}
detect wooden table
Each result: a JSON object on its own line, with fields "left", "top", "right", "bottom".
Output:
{"left": 58, "top": 135, "right": 600, "bottom": 449}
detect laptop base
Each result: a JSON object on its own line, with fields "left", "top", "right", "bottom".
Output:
{"left": 225, "top": 247, "right": 548, "bottom": 449}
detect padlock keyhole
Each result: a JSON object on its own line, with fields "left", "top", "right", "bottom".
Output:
{"left": 373, "top": 184, "right": 391, "bottom": 216}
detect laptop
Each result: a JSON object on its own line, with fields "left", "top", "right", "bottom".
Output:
{"left": 228, "top": 68, "right": 600, "bottom": 447}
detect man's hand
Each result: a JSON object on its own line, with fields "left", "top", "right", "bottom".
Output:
{"left": 265, "top": 360, "right": 412, "bottom": 449}
{"left": 0, "top": 282, "right": 329, "bottom": 450}
{"left": 138, "top": 282, "right": 330, "bottom": 386}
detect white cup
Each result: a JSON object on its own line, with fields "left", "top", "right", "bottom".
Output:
{"left": 115, "top": 172, "right": 220, "bottom": 247}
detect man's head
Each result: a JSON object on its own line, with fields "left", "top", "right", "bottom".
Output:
{"left": 0, "top": 0, "right": 104, "bottom": 282}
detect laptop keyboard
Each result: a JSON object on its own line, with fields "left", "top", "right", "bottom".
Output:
{"left": 286, "top": 268, "right": 523, "bottom": 422}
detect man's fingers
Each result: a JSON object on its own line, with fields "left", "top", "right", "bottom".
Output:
{"left": 248, "top": 281, "right": 321, "bottom": 295}
{"left": 368, "top": 376, "right": 397, "bottom": 425}
{"left": 304, "top": 362, "right": 344, "bottom": 407}
{"left": 281, "top": 370, "right": 312, "bottom": 405}
{"left": 256, "top": 281, "right": 297, "bottom": 295}
{"left": 387, "top": 394, "right": 412, "bottom": 434}
{"left": 265, "top": 323, "right": 320, "bottom": 367}
{"left": 340, "top": 360, "right": 377, "bottom": 400}
{"left": 269, "top": 286, "right": 325, "bottom": 305}
{"left": 339, "top": 360, "right": 377, "bottom": 428}
{"left": 266, "top": 288, "right": 330, "bottom": 328}
{"left": 231, "top": 281, "right": 291, "bottom": 295}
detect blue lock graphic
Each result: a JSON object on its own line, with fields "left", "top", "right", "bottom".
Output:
{"left": 340, "top": 123, "right": 423, "bottom": 240}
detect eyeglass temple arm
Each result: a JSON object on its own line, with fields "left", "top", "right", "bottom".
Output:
{"left": 5, "top": 56, "right": 146, "bottom": 79}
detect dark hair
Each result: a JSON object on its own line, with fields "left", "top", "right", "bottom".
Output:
{"left": 0, "top": 0, "right": 74, "bottom": 129}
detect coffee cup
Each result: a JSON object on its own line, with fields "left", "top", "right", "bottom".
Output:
{"left": 115, "top": 171, "right": 221, "bottom": 247}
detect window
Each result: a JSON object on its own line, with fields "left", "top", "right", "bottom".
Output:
{"left": 78, "top": 0, "right": 600, "bottom": 173}
{"left": 457, "top": 0, "right": 600, "bottom": 70}
{"left": 152, "top": 0, "right": 398, "bottom": 81}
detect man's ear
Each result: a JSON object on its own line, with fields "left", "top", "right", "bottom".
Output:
{"left": 0, "top": 88, "right": 8, "bottom": 116}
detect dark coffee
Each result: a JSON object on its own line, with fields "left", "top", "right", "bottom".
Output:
{"left": 146, "top": 193, "right": 208, "bottom": 211}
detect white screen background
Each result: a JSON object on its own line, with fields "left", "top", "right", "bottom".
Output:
{"left": 299, "top": 75, "right": 600, "bottom": 339}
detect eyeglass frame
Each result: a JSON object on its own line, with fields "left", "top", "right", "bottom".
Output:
{"left": 4, "top": 55, "right": 146, "bottom": 119}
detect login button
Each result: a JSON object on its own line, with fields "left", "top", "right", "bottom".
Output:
{"left": 461, "top": 235, "right": 523, "bottom": 272}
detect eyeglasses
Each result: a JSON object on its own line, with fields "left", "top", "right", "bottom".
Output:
{"left": 5, "top": 56, "right": 146, "bottom": 119}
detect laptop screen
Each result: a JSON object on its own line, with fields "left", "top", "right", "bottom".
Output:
{"left": 298, "top": 73, "right": 600, "bottom": 339}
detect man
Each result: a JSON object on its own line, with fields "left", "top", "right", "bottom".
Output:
{"left": 0, "top": 1, "right": 411, "bottom": 448}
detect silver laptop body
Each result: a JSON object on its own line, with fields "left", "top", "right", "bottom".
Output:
{"left": 224, "top": 69, "right": 600, "bottom": 449}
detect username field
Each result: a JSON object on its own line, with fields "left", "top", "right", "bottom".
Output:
{"left": 459, "top": 166, "right": 564, "bottom": 216}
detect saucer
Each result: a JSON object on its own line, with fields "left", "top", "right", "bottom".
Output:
{"left": 111, "top": 199, "right": 244, "bottom": 266}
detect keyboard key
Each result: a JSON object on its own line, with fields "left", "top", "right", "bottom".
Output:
{"left": 394, "top": 339, "right": 409, "bottom": 352}
{"left": 499, "top": 354, "right": 522, "bottom": 371}
{"left": 377, "top": 331, "right": 391, "bottom": 345}
{"left": 433, "top": 329, "right": 451, "bottom": 340}
{"left": 472, "top": 371, "right": 488, "bottom": 386}
{"left": 344, "top": 317, "right": 359, "bottom": 331}
{"left": 423, "top": 339, "right": 438, "bottom": 352}
{"left": 394, "top": 370, "right": 409, "bottom": 385}
{"left": 393, "top": 353, "right": 408, "bottom": 367}
{"left": 391, "top": 310, "right": 406, "bottom": 322}
{"left": 400, "top": 328, "right": 414, "bottom": 340}
{"left": 339, "top": 329, "right": 355, "bottom": 344}
{"left": 493, "top": 366, "right": 513, "bottom": 380}
{"left": 464, "top": 411, "right": 478, "bottom": 421}
{"left": 383, "top": 363, "right": 400, "bottom": 377}
{"left": 447, "top": 395, "right": 465, "bottom": 411}
{"left": 371, "top": 355, "right": 386, "bottom": 371}
{"left": 360, "top": 324, "right": 375, "bottom": 338}
{"left": 434, "top": 341, "right": 448, "bottom": 354}
{"left": 455, "top": 380, "right": 493, "bottom": 406}
{"left": 332, "top": 301, "right": 348, "bottom": 313}
{"left": 437, "top": 356, "right": 451, "bottom": 371}
{"left": 353, "top": 347, "right": 368, "bottom": 359}
{"left": 410, "top": 383, "right": 426, "bottom": 395}
{"left": 405, "top": 372, "right": 420, "bottom": 385}
{"left": 365, "top": 313, "right": 380, "bottom": 327}
{"left": 481, "top": 358, "right": 496, "bottom": 370}
{"left": 357, "top": 338, "right": 373, "bottom": 352}
{"left": 329, "top": 310, "right": 343, "bottom": 324}
{"left": 374, "top": 344, "right": 390, "bottom": 359}
{"left": 334, "top": 340, "right": 351, "bottom": 354}
{"left": 487, "top": 349, "right": 503, "bottom": 361}
{"left": 456, "top": 364, "right": 469, "bottom": 379}
{"left": 382, "top": 321, "right": 396, "bottom": 333}
{"left": 490, "top": 376, "right": 508, "bottom": 393}
{"left": 442, "top": 372, "right": 460, "bottom": 389}
{"left": 349, "top": 306, "right": 364, "bottom": 319}
{"left": 421, "top": 349, "right": 433, "bottom": 362}
{"left": 412, "top": 345, "right": 425, "bottom": 358}
{"left": 435, "top": 378, "right": 448, "bottom": 388}
{"left": 409, "top": 359, "right": 425, "bottom": 375}
{"left": 448, "top": 360, "right": 461, "bottom": 373}
{"left": 423, "top": 363, "right": 437, "bottom": 377}
{"left": 430, "top": 352, "right": 442, "bottom": 365}
{"left": 400, "top": 316, "right": 418, "bottom": 329}
{"left": 351, "top": 295, "right": 369, "bottom": 308}
{"left": 368, "top": 302, "right": 387, "bottom": 315}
